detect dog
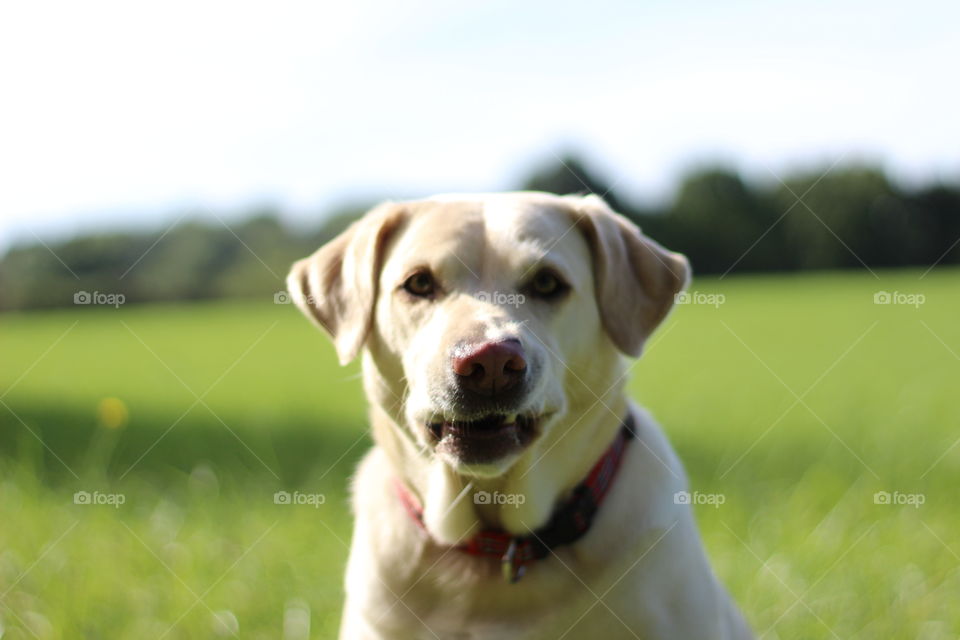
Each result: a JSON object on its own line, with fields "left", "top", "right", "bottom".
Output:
{"left": 287, "top": 192, "right": 752, "bottom": 639}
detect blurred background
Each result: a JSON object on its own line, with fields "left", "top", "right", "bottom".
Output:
{"left": 1, "top": 1, "right": 958, "bottom": 638}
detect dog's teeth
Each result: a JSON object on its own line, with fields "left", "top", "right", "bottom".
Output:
{"left": 504, "top": 413, "right": 518, "bottom": 425}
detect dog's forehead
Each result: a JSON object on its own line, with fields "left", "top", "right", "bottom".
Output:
{"left": 403, "top": 192, "right": 577, "bottom": 248}
{"left": 383, "top": 193, "right": 591, "bottom": 280}
{"left": 481, "top": 196, "right": 574, "bottom": 240}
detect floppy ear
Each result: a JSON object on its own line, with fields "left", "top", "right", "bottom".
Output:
{"left": 573, "top": 195, "right": 690, "bottom": 357}
{"left": 286, "top": 203, "right": 407, "bottom": 365}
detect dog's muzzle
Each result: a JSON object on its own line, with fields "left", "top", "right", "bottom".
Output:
{"left": 428, "top": 338, "right": 538, "bottom": 464}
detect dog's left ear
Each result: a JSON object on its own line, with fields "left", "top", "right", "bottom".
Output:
{"left": 286, "top": 202, "right": 407, "bottom": 365}
{"left": 573, "top": 195, "right": 690, "bottom": 357}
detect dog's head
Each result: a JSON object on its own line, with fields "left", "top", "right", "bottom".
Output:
{"left": 288, "top": 192, "right": 688, "bottom": 478}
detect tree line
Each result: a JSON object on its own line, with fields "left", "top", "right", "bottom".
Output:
{"left": 1, "top": 153, "right": 957, "bottom": 311}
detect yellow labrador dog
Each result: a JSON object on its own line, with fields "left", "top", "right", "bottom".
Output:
{"left": 288, "top": 192, "right": 752, "bottom": 639}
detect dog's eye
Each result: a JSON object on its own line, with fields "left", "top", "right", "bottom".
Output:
{"left": 403, "top": 271, "right": 436, "bottom": 298}
{"left": 526, "top": 269, "right": 568, "bottom": 300}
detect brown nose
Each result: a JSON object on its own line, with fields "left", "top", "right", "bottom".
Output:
{"left": 452, "top": 340, "right": 527, "bottom": 396}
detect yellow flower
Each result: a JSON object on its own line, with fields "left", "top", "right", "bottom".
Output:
{"left": 97, "top": 397, "right": 128, "bottom": 429}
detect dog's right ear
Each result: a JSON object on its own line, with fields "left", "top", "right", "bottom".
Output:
{"left": 286, "top": 203, "right": 407, "bottom": 365}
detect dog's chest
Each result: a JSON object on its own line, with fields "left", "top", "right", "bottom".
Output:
{"left": 368, "top": 547, "right": 653, "bottom": 640}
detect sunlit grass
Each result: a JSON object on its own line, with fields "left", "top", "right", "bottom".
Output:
{"left": 0, "top": 268, "right": 958, "bottom": 638}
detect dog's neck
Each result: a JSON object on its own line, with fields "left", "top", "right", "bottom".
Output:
{"left": 368, "top": 389, "right": 629, "bottom": 546}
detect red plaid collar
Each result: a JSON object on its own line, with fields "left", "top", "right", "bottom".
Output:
{"left": 395, "top": 415, "right": 636, "bottom": 582}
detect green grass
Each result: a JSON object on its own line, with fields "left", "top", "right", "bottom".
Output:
{"left": 1, "top": 268, "right": 958, "bottom": 638}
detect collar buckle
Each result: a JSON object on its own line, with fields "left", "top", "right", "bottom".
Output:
{"left": 501, "top": 538, "right": 526, "bottom": 583}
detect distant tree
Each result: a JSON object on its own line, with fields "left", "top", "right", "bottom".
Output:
{"left": 520, "top": 152, "right": 630, "bottom": 215}
{"left": 906, "top": 185, "right": 960, "bottom": 267}
{"left": 665, "top": 167, "right": 785, "bottom": 274}
{"left": 772, "top": 167, "right": 899, "bottom": 270}
{"left": 1, "top": 152, "right": 958, "bottom": 312}
{"left": 306, "top": 203, "right": 372, "bottom": 248}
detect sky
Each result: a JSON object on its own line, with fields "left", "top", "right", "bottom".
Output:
{"left": 1, "top": 0, "right": 958, "bottom": 249}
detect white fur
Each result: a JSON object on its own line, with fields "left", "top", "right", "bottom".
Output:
{"left": 288, "top": 192, "right": 753, "bottom": 639}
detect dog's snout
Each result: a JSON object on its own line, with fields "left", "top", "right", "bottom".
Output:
{"left": 452, "top": 339, "right": 527, "bottom": 396}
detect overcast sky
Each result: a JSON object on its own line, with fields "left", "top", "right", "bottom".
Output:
{"left": 1, "top": 0, "right": 958, "bottom": 249}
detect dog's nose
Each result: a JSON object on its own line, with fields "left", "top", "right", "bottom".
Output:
{"left": 452, "top": 339, "right": 527, "bottom": 396}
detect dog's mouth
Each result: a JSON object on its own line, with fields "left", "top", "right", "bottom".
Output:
{"left": 428, "top": 413, "right": 539, "bottom": 465}
{"left": 428, "top": 413, "right": 536, "bottom": 438}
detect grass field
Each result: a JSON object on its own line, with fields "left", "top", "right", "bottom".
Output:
{"left": 1, "top": 268, "right": 959, "bottom": 639}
